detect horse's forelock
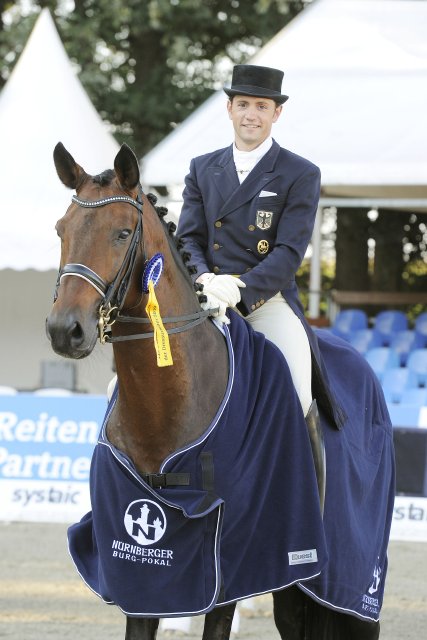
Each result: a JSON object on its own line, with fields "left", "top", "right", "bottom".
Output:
{"left": 92, "top": 169, "right": 115, "bottom": 186}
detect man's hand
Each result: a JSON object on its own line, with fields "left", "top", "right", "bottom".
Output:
{"left": 199, "top": 292, "right": 230, "bottom": 325}
{"left": 197, "top": 273, "right": 246, "bottom": 308}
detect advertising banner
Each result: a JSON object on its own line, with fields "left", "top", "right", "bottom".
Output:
{"left": 390, "top": 496, "right": 427, "bottom": 542}
{"left": 0, "top": 393, "right": 106, "bottom": 523}
{"left": 2, "top": 393, "right": 427, "bottom": 542}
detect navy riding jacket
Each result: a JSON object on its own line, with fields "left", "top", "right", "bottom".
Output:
{"left": 177, "top": 139, "right": 345, "bottom": 428}
{"left": 177, "top": 139, "right": 320, "bottom": 317}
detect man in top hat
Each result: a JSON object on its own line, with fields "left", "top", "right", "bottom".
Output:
{"left": 178, "top": 65, "right": 343, "bottom": 507}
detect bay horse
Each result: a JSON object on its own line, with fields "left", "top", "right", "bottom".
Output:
{"left": 46, "top": 142, "right": 395, "bottom": 640}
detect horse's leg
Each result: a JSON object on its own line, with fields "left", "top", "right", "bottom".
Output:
{"left": 202, "top": 603, "right": 237, "bottom": 640}
{"left": 303, "top": 595, "right": 380, "bottom": 640}
{"left": 273, "top": 587, "right": 380, "bottom": 640}
{"left": 273, "top": 586, "right": 306, "bottom": 639}
{"left": 125, "top": 616, "right": 159, "bottom": 640}
{"left": 344, "top": 615, "right": 380, "bottom": 640}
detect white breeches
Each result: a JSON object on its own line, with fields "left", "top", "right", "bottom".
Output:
{"left": 245, "top": 293, "right": 313, "bottom": 416}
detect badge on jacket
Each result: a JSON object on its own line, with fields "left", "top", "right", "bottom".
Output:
{"left": 256, "top": 210, "right": 273, "bottom": 230}
{"left": 257, "top": 240, "right": 269, "bottom": 255}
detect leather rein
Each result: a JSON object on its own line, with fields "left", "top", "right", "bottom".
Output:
{"left": 54, "top": 190, "right": 212, "bottom": 344}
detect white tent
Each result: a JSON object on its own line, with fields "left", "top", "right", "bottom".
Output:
{"left": 0, "top": 9, "right": 117, "bottom": 392}
{"left": 0, "top": 8, "right": 119, "bottom": 271}
{"left": 140, "top": 0, "right": 427, "bottom": 318}
{"left": 141, "top": 0, "right": 427, "bottom": 200}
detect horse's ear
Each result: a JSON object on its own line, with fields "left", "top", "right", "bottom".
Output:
{"left": 53, "top": 142, "right": 85, "bottom": 190}
{"left": 114, "top": 144, "right": 140, "bottom": 191}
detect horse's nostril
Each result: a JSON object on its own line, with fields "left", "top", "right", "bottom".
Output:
{"left": 46, "top": 311, "right": 92, "bottom": 356}
{"left": 69, "top": 320, "right": 84, "bottom": 345}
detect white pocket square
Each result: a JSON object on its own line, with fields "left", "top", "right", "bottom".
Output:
{"left": 259, "top": 190, "right": 277, "bottom": 197}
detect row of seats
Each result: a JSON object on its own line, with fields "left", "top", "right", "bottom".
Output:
{"left": 329, "top": 309, "right": 427, "bottom": 410}
{"left": 331, "top": 309, "right": 427, "bottom": 350}
{"left": 381, "top": 367, "right": 427, "bottom": 404}
{"left": 365, "top": 348, "right": 427, "bottom": 386}
{"left": 349, "top": 329, "right": 425, "bottom": 365}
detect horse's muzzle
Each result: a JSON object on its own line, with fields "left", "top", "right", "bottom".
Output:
{"left": 46, "top": 309, "right": 97, "bottom": 358}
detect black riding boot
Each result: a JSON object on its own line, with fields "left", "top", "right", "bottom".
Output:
{"left": 305, "top": 400, "right": 326, "bottom": 516}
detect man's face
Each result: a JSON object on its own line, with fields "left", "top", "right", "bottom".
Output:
{"left": 227, "top": 95, "right": 282, "bottom": 151}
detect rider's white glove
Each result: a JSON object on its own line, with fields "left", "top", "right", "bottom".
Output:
{"left": 197, "top": 273, "right": 246, "bottom": 309}
{"left": 199, "top": 291, "right": 230, "bottom": 325}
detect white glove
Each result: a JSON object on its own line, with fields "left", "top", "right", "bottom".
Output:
{"left": 198, "top": 274, "right": 246, "bottom": 308}
{"left": 199, "top": 291, "right": 230, "bottom": 325}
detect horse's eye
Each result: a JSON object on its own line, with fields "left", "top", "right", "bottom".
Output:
{"left": 118, "top": 229, "right": 132, "bottom": 241}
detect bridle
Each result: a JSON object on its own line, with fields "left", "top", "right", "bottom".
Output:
{"left": 54, "top": 189, "right": 213, "bottom": 344}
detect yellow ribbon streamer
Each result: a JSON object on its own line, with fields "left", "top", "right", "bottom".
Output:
{"left": 145, "top": 280, "right": 173, "bottom": 367}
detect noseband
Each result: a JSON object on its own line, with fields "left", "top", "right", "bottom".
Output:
{"left": 55, "top": 190, "right": 213, "bottom": 344}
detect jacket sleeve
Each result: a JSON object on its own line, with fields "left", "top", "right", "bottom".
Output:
{"left": 237, "top": 165, "right": 320, "bottom": 316}
{"left": 177, "top": 158, "right": 210, "bottom": 278}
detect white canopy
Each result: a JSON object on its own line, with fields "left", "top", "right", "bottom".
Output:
{"left": 0, "top": 9, "right": 119, "bottom": 271}
{"left": 141, "top": 0, "right": 427, "bottom": 199}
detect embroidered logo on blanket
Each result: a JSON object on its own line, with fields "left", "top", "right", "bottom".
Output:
{"left": 124, "top": 499, "right": 167, "bottom": 545}
{"left": 361, "top": 561, "right": 382, "bottom": 616}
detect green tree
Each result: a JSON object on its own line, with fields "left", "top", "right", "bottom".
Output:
{"left": 0, "top": 0, "right": 310, "bottom": 155}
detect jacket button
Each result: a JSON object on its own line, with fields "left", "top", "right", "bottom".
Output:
{"left": 215, "top": 221, "right": 222, "bottom": 228}
{"left": 213, "top": 266, "right": 220, "bottom": 274}
{"left": 260, "top": 299, "right": 265, "bottom": 305}
{"left": 251, "top": 305, "right": 256, "bottom": 311}
{"left": 248, "top": 225, "right": 256, "bottom": 231}
{"left": 213, "top": 243, "right": 220, "bottom": 250}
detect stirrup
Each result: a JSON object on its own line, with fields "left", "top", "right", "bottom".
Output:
{"left": 305, "top": 400, "right": 326, "bottom": 516}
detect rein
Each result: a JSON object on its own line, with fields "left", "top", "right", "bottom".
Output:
{"left": 55, "top": 190, "right": 213, "bottom": 344}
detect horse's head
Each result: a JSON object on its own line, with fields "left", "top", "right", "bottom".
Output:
{"left": 47, "top": 142, "right": 147, "bottom": 358}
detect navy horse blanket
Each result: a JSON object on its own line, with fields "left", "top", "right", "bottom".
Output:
{"left": 68, "top": 311, "right": 395, "bottom": 621}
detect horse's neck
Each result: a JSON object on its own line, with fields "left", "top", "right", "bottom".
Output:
{"left": 107, "top": 214, "right": 228, "bottom": 473}
{"left": 110, "top": 323, "right": 228, "bottom": 472}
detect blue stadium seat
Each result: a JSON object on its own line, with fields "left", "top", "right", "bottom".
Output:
{"left": 414, "top": 312, "right": 427, "bottom": 348}
{"left": 387, "top": 403, "right": 422, "bottom": 428}
{"left": 373, "top": 310, "right": 408, "bottom": 346}
{"left": 381, "top": 367, "right": 418, "bottom": 404}
{"left": 349, "top": 329, "right": 382, "bottom": 355}
{"left": 330, "top": 309, "right": 368, "bottom": 342}
{"left": 406, "top": 349, "right": 427, "bottom": 387}
{"left": 365, "top": 347, "right": 400, "bottom": 382}
{"left": 400, "top": 387, "right": 427, "bottom": 406}
{"left": 389, "top": 330, "right": 418, "bottom": 366}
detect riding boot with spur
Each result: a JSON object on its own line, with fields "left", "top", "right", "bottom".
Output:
{"left": 305, "top": 399, "right": 326, "bottom": 516}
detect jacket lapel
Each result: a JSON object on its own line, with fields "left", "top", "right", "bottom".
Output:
{"left": 218, "top": 141, "right": 281, "bottom": 219}
{"left": 208, "top": 146, "right": 239, "bottom": 208}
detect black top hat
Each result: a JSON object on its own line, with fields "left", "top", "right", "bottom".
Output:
{"left": 224, "top": 64, "right": 288, "bottom": 104}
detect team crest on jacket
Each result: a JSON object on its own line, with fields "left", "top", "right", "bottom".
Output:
{"left": 124, "top": 499, "right": 167, "bottom": 545}
{"left": 256, "top": 210, "right": 273, "bottom": 230}
{"left": 257, "top": 239, "right": 269, "bottom": 255}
